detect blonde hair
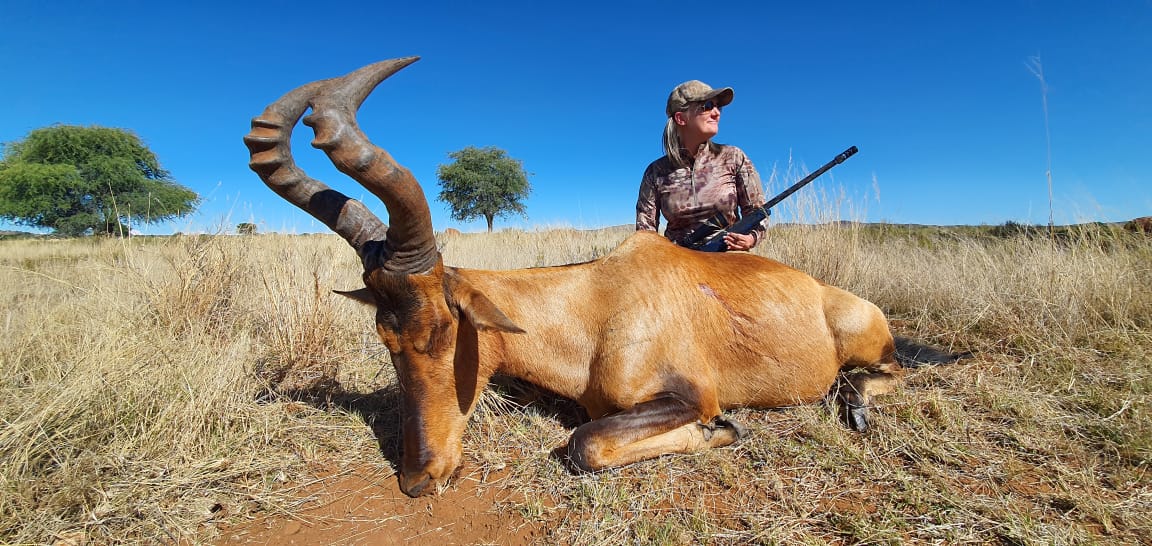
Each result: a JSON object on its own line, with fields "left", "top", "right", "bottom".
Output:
{"left": 662, "top": 117, "right": 688, "bottom": 169}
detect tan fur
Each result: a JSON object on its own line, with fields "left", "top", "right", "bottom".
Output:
{"left": 353, "top": 231, "right": 903, "bottom": 495}
{"left": 469, "top": 233, "right": 860, "bottom": 410}
{"left": 576, "top": 420, "right": 743, "bottom": 470}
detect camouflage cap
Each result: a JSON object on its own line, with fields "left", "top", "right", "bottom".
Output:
{"left": 666, "top": 80, "right": 734, "bottom": 117}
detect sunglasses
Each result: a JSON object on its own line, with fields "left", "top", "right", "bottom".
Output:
{"left": 695, "top": 99, "right": 722, "bottom": 113}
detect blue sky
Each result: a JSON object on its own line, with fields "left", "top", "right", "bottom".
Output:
{"left": 2, "top": 1, "right": 1149, "bottom": 234}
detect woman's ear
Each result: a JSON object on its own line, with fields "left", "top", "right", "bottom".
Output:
{"left": 673, "top": 111, "right": 688, "bottom": 126}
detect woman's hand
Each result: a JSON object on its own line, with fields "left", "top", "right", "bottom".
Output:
{"left": 723, "top": 232, "right": 756, "bottom": 251}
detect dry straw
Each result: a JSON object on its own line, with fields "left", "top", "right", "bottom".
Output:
{"left": 1, "top": 212, "right": 1149, "bottom": 543}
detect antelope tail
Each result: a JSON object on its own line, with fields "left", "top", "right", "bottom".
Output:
{"left": 893, "top": 337, "right": 972, "bottom": 368}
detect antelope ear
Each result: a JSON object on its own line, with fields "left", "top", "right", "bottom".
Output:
{"left": 459, "top": 290, "right": 526, "bottom": 333}
{"left": 334, "top": 288, "right": 376, "bottom": 306}
{"left": 445, "top": 272, "right": 525, "bottom": 334}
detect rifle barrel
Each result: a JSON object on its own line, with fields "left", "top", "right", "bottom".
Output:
{"left": 763, "top": 146, "right": 858, "bottom": 209}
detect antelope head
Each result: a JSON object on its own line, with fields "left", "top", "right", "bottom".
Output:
{"left": 244, "top": 58, "right": 523, "bottom": 497}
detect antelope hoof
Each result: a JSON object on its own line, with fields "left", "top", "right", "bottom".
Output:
{"left": 846, "top": 404, "right": 871, "bottom": 432}
{"left": 709, "top": 416, "right": 749, "bottom": 443}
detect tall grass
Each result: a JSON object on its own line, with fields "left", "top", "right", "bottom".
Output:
{"left": 1, "top": 223, "right": 1149, "bottom": 544}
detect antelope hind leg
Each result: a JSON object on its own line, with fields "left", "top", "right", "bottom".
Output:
{"left": 837, "top": 372, "right": 899, "bottom": 432}
{"left": 566, "top": 394, "right": 745, "bottom": 472}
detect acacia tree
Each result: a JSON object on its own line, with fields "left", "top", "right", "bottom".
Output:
{"left": 0, "top": 125, "right": 198, "bottom": 236}
{"left": 436, "top": 146, "right": 531, "bottom": 232}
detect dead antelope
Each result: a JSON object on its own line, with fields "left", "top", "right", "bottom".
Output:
{"left": 244, "top": 58, "right": 966, "bottom": 497}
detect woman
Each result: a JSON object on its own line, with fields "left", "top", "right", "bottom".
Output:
{"left": 636, "top": 80, "right": 768, "bottom": 251}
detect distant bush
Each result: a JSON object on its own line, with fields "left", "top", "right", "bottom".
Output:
{"left": 989, "top": 220, "right": 1037, "bottom": 238}
{"left": 0, "top": 231, "right": 38, "bottom": 241}
{"left": 1125, "top": 216, "right": 1152, "bottom": 234}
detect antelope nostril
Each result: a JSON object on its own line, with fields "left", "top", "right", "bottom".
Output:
{"left": 401, "top": 473, "right": 432, "bottom": 497}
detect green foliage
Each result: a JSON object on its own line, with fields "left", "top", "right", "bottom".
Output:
{"left": 436, "top": 146, "right": 530, "bottom": 232}
{"left": 989, "top": 220, "right": 1034, "bottom": 238}
{"left": 0, "top": 125, "right": 198, "bottom": 236}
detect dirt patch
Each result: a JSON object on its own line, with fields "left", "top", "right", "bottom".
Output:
{"left": 216, "top": 466, "right": 543, "bottom": 545}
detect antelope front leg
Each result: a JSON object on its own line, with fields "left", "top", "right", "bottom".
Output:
{"left": 566, "top": 394, "right": 747, "bottom": 471}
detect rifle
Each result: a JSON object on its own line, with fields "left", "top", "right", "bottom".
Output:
{"left": 676, "top": 145, "right": 858, "bottom": 252}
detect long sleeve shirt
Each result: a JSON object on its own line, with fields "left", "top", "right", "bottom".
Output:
{"left": 636, "top": 143, "right": 768, "bottom": 245}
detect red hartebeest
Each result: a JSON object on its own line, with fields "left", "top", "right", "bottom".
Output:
{"left": 244, "top": 58, "right": 965, "bottom": 497}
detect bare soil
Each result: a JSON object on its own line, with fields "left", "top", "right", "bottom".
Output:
{"left": 217, "top": 466, "right": 543, "bottom": 546}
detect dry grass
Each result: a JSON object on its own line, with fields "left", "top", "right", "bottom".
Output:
{"left": 1, "top": 224, "right": 1149, "bottom": 544}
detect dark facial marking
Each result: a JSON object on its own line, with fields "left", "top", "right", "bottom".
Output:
{"left": 367, "top": 270, "right": 422, "bottom": 332}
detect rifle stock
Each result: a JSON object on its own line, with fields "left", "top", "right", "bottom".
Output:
{"left": 678, "top": 146, "right": 858, "bottom": 252}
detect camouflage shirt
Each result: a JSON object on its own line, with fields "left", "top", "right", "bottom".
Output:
{"left": 636, "top": 143, "right": 768, "bottom": 245}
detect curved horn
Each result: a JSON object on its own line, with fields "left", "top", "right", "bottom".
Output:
{"left": 304, "top": 57, "right": 438, "bottom": 274}
{"left": 243, "top": 57, "right": 437, "bottom": 274}
{"left": 244, "top": 76, "right": 389, "bottom": 264}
